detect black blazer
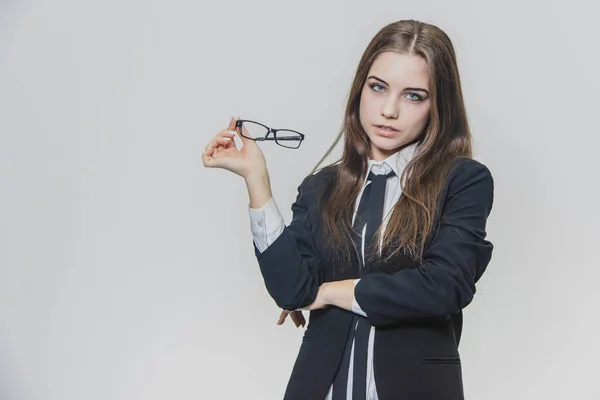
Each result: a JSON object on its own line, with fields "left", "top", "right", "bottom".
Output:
{"left": 253, "top": 157, "right": 494, "bottom": 400}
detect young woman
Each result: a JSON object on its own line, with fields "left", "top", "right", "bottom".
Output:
{"left": 203, "top": 19, "right": 494, "bottom": 400}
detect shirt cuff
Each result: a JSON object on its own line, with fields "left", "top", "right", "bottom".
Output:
{"left": 248, "top": 196, "right": 285, "bottom": 253}
{"left": 352, "top": 279, "right": 367, "bottom": 317}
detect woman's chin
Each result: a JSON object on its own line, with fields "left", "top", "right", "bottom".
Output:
{"left": 370, "top": 136, "right": 402, "bottom": 151}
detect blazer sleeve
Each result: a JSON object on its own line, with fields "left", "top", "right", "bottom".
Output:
{"left": 354, "top": 159, "right": 495, "bottom": 327}
{"left": 252, "top": 173, "right": 322, "bottom": 311}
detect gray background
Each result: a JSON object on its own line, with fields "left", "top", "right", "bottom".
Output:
{"left": 1, "top": 0, "right": 598, "bottom": 399}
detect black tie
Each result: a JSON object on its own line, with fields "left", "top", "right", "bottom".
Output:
{"left": 363, "top": 170, "right": 395, "bottom": 271}
{"left": 332, "top": 168, "right": 395, "bottom": 400}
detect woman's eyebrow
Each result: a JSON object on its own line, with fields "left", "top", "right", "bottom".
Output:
{"left": 367, "top": 75, "right": 429, "bottom": 95}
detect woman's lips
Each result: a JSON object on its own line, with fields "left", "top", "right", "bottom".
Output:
{"left": 374, "top": 125, "right": 399, "bottom": 138}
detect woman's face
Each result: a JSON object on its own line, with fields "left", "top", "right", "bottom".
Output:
{"left": 359, "top": 51, "right": 432, "bottom": 161}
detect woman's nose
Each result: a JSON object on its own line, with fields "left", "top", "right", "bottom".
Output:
{"left": 381, "top": 97, "right": 399, "bottom": 119}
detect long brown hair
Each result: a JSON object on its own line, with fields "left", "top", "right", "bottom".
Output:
{"left": 311, "top": 19, "right": 472, "bottom": 268}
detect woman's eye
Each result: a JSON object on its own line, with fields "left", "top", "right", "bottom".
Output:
{"left": 406, "top": 93, "right": 423, "bottom": 101}
{"left": 370, "top": 83, "right": 385, "bottom": 92}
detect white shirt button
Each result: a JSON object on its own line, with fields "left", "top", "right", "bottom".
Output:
{"left": 257, "top": 221, "right": 263, "bottom": 227}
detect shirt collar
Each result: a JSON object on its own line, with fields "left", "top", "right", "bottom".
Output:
{"left": 364, "top": 141, "right": 419, "bottom": 183}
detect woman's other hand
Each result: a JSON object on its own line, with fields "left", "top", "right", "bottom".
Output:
{"left": 277, "top": 310, "right": 306, "bottom": 328}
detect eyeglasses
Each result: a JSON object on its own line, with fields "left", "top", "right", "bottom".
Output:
{"left": 235, "top": 119, "right": 305, "bottom": 149}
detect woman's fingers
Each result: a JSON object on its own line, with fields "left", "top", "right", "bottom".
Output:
{"left": 213, "top": 136, "right": 235, "bottom": 152}
{"left": 221, "top": 136, "right": 236, "bottom": 148}
{"left": 202, "top": 145, "right": 216, "bottom": 167}
{"left": 205, "top": 130, "right": 236, "bottom": 151}
{"left": 277, "top": 310, "right": 290, "bottom": 325}
{"left": 227, "top": 116, "right": 237, "bottom": 131}
{"left": 290, "top": 311, "right": 305, "bottom": 328}
{"left": 202, "top": 127, "right": 239, "bottom": 168}
{"left": 276, "top": 310, "right": 305, "bottom": 328}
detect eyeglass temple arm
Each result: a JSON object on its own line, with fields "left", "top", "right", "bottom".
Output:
{"left": 261, "top": 137, "right": 302, "bottom": 141}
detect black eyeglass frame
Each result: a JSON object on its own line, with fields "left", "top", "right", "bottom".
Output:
{"left": 235, "top": 119, "right": 305, "bottom": 149}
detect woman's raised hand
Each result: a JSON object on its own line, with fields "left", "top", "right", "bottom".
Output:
{"left": 202, "top": 117, "right": 268, "bottom": 179}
